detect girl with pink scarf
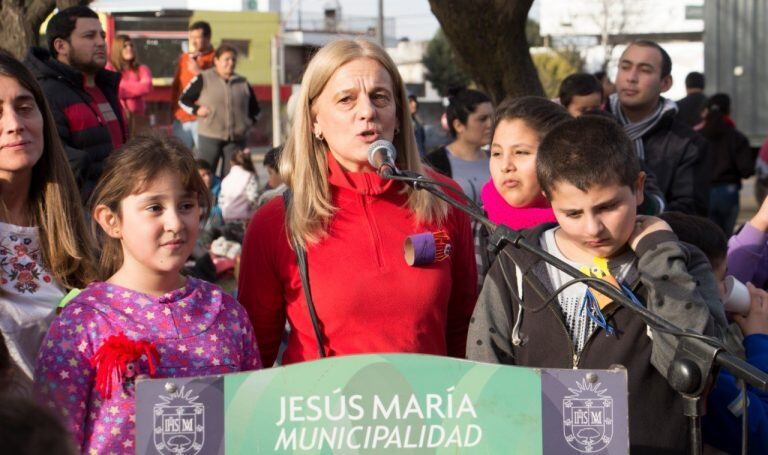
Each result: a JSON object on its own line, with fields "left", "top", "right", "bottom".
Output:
{"left": 475, "top": 97, "right": 571, "bottom": 285}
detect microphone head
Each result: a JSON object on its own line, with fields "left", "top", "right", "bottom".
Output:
{"left": 367, "top": 140, "right": 397, "bottom": 169}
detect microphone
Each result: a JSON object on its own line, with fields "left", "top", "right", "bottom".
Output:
{"left": 367, "top": 140, "right": 398, "bottom": 177}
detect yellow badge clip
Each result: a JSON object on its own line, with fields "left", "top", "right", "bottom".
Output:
{"left": 579, "top": 257, "right": 620, "bottom": 310}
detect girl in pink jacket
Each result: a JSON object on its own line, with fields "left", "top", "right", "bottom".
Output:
{"left": 108, "top": 35, "right": 152, "bottom": 135}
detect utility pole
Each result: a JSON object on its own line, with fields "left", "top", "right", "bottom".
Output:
{"left": 377, "top": 0, "right": 384, "bottom": 47}
{"left": 271, "top": 35, "right": 282, "bottom": 147}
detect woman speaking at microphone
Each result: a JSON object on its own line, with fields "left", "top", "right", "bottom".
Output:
{"left": 238, "top": 39, "right": 477, "bottom": 366}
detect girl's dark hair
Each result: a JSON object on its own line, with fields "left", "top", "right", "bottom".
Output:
{"left": 701, "top": 93, "right": 733, "bottom": 139}
{"left": 215, "top": 44, "right": 237, "bottom": 59}
{"left": 229, "top": 149, "right": 255, "bottom": 173}
{"left": 0, "top": 50, "right": 96, "bottom": 289}
{"left": 558, "top": 73, "right": 603, "bottom": 108}
{"left": 493, "top": 96, "right": 570, "bottom": 141}
{"left": 706, "top": 93, "right": 731, "bottom": 115}
{"left": 445, "top": 86, "right": 491, "bottom": 138}
{"left": 89, "top": 133, "right": 212, "bottom": 280}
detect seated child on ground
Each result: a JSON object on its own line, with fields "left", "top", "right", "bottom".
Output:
{"left": 257, "top": 145, "right": 287, "bottom": 208}
{"left": 467, "top": 115, "right": 718, "bottom": 454}
{"left": 35, "top": 134, "right": 261, "bottom": 454}
{"left": 218, "top": 148, "right": 259, "bottom": 226}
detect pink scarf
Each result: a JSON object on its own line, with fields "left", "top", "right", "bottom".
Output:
{"left": 481, "top": 180, "right": 557, "bottom": 230}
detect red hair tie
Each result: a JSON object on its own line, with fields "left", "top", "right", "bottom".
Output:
{"left": 90, "top": 332, "right": 160, "bottom": 399}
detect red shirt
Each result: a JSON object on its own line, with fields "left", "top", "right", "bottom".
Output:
{"left": 238, "top": 154, "right": 478, "bottom": 366}
{"left": 83, "top": 84, "right": 124, "bottom": 151}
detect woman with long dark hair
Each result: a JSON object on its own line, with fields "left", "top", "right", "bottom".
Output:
{"left": 0, "top": 49, "right": 96, "bottom": 394}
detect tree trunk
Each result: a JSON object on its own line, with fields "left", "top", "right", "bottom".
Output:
{"left": 0, "top": 0, "right": 89, "bottom": 60}
{"left": 428, "top": 0, "right": 544, "bottom": 104}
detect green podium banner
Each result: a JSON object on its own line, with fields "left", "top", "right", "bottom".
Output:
{"left": 136, "top": 354, "right": 628, "bottom": 454}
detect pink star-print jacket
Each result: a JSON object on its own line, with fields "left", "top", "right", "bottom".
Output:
{"left": 34, "top": 278, "right": 261, "bottom": 454}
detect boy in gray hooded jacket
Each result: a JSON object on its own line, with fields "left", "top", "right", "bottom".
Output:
{"left": 467, "top": 115, "right": 720, "bottom": 454}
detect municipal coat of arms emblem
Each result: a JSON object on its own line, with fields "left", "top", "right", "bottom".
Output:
{"left": 563, "top": 378, "right": 614, "bottom": 453}
{"left": 153, "top": 386, "right": 205, "bottom": 455}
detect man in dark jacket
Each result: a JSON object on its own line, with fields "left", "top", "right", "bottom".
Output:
{"left": 676, "top": 71, "right": 707, "bottom": 128}
{"left": 608, "top": 40, "right": 710, "bottom": 216}
{"left": 24, "top": 6, "right": 126, "bottom": 203}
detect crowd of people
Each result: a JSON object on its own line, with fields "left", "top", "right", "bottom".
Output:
{"left": 2, "top": 5, "right": 768, "bottom": 455}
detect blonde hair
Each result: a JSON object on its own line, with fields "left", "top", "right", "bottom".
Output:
{"left": 281, "top": 39, "right": 447, "bottom": 245}
{"left": 110, "top": 35, "right": 138, "bottom": 72}
{"left": 0, "top": 50, "right": 96, "bottom": 290}
{"left": 89, "top": 134, "right": 211, "bottom": 280}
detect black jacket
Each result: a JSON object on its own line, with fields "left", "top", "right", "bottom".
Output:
{"left": 676, "top": 92, "right": 707, "bottom": 128}
{"left": 701, "top": 117, "right": 756, "bottom": 187}
{"left": 424, "top": 145, "right": 454, "bottom": 177}
{"left": 607, "top": 104, "right": 711, "bottom": 216}
{"left": 468, "top": 223, "right": 718, "bottom": 454}
{"left": 24, "top": 47, "right": 126, "bottom": 203}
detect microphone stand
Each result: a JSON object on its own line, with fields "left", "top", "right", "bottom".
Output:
{"left": 387, "top": 171, "right": 768, "bottom": 455}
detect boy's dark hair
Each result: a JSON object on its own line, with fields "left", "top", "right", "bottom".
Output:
{"left": 215, "top": 44, "right": 237, "bottom": 59}
{"left": 537, "top": 115, "right": 640, "bottom": 197}
{"left": 445, "top": 86, "right": 491, "bottom": 138}
{"left": 189, "top": 21, "right": 212, "bottom": 38}
{"left": 685, "top": 71, "right": 705, "bottom": 90}
{"left": 46, "top": 6, "right": 99, "bottom": 58}
{"left": 558, "top": 73, "right": 603, "bottom": 108}
{"left": 195, "top": 159, "right": 213, "bottom": 172}
{"left": 493, "top": 96, "right": 570, "bottom": 141}
{"left": 593, "top": 70, "right": 607, "bottom": 82}
{"left": 625, "top": 40, "right": 672, "bottom": 79}
{"left": 658, "top": 211, "right": 727, "bottom": 265}
{"left": 263, "top": 145, "right": 282, "bottom": 172}
{"left": 0, "top": 396, "right": 77, "bottom": 455}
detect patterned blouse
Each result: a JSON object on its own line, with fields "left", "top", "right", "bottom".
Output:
{"left": 0, "top": 221, "right": 64, "bottom": 391}
{"left": 34, "top": 278, "right": 261, "bottom": 454}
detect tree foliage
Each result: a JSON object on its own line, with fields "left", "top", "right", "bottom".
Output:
{"left": 533, "top": 50, "right": 579, "bottom": 99}
{"left": 0, "top": 0, "right": 91, "bottom": 59}
{"left": 422, "top": 29, "right": 471, "bottom": 97}
{"left": 428, "top": 0, "right": 543, "bottom": 104}
{"left": 526, "top": 19, "right": 543, "bottom": 46}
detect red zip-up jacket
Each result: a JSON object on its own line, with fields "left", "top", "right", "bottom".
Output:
{"left": 238, "top": 153, "right": 478, "bottom": 366}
